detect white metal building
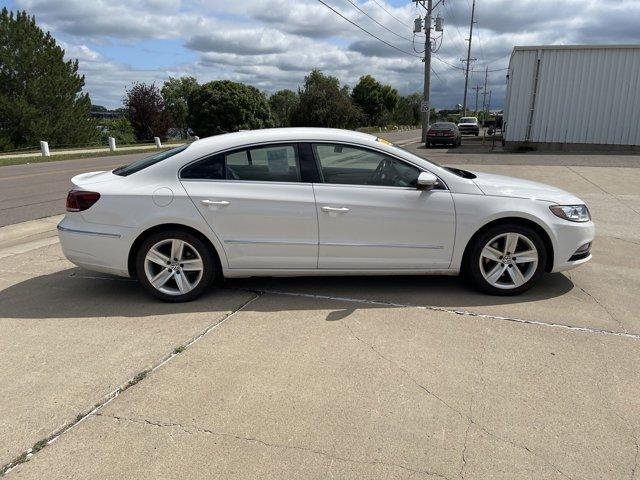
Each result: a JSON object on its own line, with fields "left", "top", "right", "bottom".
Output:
{"left": 503, "top": 45, "right": 640, "bottom": 148}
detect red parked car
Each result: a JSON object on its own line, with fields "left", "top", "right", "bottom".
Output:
{"left": 426, "top": 122, "right": 462, "bottom": 148}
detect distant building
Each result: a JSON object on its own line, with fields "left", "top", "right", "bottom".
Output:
{"left": 503, "top": 45, "right": 640, "bottom": 150}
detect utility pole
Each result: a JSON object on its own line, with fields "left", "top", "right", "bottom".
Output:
{"left": 472, "top": 85, "right": 482, "bottom": 114}
{"left": 461, "top": 0, "right": 476, "bottom": 115}
{"left": 481, "top": 65, "right": 488, "bottom": 115}
{"left": 414, "top": 0, "right": 432, "bottom": 143}
{"left": 414, "top": 0, "right": 444, "bottom": 143}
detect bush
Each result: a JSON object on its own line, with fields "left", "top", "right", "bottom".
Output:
{"left": 100, "top": 117, "right": 135, "bottom": 145}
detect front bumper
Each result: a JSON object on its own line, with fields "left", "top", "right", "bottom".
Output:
{"left": 57, "top": 215, "right": 134, "bottom": 277}
{"left": 550, "top": 220, "right": 595, "bottom": 273}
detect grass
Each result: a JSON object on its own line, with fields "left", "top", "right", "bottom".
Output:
{"left": 0, "top": 146, "right": 172, "bottom": 167}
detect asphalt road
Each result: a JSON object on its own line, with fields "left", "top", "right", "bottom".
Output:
{"left": 0, "top": 152, "right": 154, "bottom": 227}
{"left": 0, "top": 130, "right": 420, "bottom": 228}
{"left": 3, "top": 128, "right": 639, "bottom": 228}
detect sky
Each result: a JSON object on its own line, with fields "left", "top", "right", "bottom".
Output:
{"left": 3, "top": 0, "right": 639, "bottom": 109}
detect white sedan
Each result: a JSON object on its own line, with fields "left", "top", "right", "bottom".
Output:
{"left": 58, "top": 128, "right": 594, "bottom": 302}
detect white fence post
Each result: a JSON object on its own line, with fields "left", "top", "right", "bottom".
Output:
{"left": 154, "top": 137, "right": 162, "bottom": 148}
{"left": 40, "top": 141, "right": 50, "bottom": 157}
{"left": 108, "top": 137, "right": 116, "bottom": 151}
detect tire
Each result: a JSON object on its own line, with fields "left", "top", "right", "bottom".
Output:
{"left": 135, "top": 229, "right": 216, "bottom": 302}
{"left": 450, "top": 141, "right": 457, "bottom": 149}
{"left": 464, "top": 223, "right": 547, "bottom": 296}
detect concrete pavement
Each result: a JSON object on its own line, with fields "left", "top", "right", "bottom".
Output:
{"left": 1, "top": 158, "right": 639, "bottom": 479}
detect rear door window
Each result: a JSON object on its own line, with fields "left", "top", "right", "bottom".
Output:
{"left": 181, "top": 144, "right": 301, "bottom": 182}
{"left": 228, "top": 145, "right": 300, "bottom": 182}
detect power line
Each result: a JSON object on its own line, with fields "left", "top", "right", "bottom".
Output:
{"left": 343, "top": 0, "right": 414, "bottom": 42}
{"left": 432, "top": 53, "right": 507, "bottom": 73}
{"left": 369, "top": 0, "right": 412, "bottom": 28}
{"left": 315, "top": 0, "right": 422, "bottom": 58}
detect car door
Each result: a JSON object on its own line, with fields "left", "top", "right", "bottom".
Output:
{"left": 180, "top": 143, "right": 318, "bottom": 269}
{"left": 311, "top": 142, "right": 455, "bottom": 270}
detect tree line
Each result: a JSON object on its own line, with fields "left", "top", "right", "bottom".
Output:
{"left": 119, "top": 71, "right": 423, "bottom": 143}
{"left": 0, "top": 8, "right": 422, "bottom": 151}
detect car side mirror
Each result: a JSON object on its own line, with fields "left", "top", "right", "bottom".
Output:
{"left": 417, "top": 171, "right": 438, "bottom": 190}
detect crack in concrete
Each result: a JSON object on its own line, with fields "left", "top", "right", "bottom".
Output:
{"left": 578, "top": 286, "right": 627, "bottom": 333}
{"left": 234, "top": 287, "right": 640, "bottom": 340}
{"left": 458, "top": 423, "right": 471, "bottom": 479}
{"left": 613, "top": 237, "right": 640, "bottom": 247}
{"left": 98, "top": 413, "right": 453, "bottom": 480}
{"left": 566, "top": 166, "right": 640, "bottom": 218}
{"left": 632, "top": 434, "right": 639, "bottom": 480}
{"left": 340, "top": 321, "right": 574, "bottom": 480}
{"left": 459, "top": 333, "right": 489, "bottom": 479}
{"left": 0, "top": 293, "right": 260, "bottom": 477}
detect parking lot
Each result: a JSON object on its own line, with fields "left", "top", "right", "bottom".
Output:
{"left": 1, "top": 147, "right": 639, "bottom": 479}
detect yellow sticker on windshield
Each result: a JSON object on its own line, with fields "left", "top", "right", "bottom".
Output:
{"left": 375, "top": 137, "right": 394, "bottom": 146}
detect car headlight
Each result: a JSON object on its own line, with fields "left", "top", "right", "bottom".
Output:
{"left": 549, "top": 204, "right": 591, "bottom": 222}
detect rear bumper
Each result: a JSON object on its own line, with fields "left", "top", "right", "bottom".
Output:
{"left": 426, "top": 136, "right": 457, "bottom": 144}
{"left": 57, "top": 216, "right": 134, "bottom": 277}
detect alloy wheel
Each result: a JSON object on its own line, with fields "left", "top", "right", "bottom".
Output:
{"left": 478, "top": 232, "right": 539, "bottom": 289}
{"left": 144, "top": 238, "right": 204, "bottom": 296}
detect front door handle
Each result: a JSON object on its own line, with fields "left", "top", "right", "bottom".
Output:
{"left": 321, "top": 206, "right": 350, "bottom": 213}
{"left": 201, "top": 200, "right": 230, "bottom": 207}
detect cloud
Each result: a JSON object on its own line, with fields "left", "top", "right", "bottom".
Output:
{"left": 13, "top": 0, "right": 640, "bottom": 109}
{"left": 185, "top": 30, "right": 290, "bottom": 55}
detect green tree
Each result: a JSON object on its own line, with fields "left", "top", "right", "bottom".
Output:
{"left": 351, "top": 75, "right": 398, "bottom": 126}
{"left": 123, "top": 82, "right": 170, "bottom": 141}
{"left": 392, "top": 93, "right": 422, "bottom": 125}
{"left": 101, "top": 117, "right": 135, "bottom": 144}
{"left": 269, "top": 89, "right": 298, "bottom": 127}
{"left": 161, "top": 76, "right": 199, "bottom": 137}
{"left": 188, "top": 80, "right": 273, "bottom": 136}
{"left": 0, "top": 9, "right": 98, "bottom": 151}
{"left": 291, "top": 69, "right": 362, "bottom": 128}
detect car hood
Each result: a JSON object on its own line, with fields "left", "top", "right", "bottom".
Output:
{"left": 470, "top": 171, "right": 583, "bottom": 204}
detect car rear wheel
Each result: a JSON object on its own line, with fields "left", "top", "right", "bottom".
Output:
{"left": 136, "top": 230, "right": 215, "bottom": 302}
{"left": 465, "top": 224, "right": 547, "bottom": 295}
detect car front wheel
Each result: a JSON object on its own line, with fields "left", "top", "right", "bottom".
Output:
{"left": 136, "top": 230, "right": 215, "bottom": 302}
{"left": 465, "top": 224, "right": 547, "bottom": 295}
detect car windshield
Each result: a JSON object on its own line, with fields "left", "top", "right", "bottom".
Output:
{"left": 385, "top": 142, "right": 476, "bottom": 179}
{"left": 459, "top": 118, "right": 477, "bottom": 123}
{"left": 113, "top": 144, "right": 189, "bottom": 176}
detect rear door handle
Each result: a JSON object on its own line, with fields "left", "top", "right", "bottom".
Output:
{"left": 201, "top": 200, "right": 230, "bottom": 207}
{"left": 321, "top": 206, "right": 350, "bottom": 213}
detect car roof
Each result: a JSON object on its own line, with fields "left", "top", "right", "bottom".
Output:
{"left": 186, "top": 128, "right": 378, "bottom": 156}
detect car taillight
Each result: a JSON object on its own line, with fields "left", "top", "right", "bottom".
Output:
{"left": 66, "top": 190, "right": 100, "bottom": 212}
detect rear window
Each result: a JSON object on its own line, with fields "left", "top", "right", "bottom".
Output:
{"left": 113, "top": 145, "right": 188, "bottom": 176}
{"left": 431, "top": 123, "right": 455, "bottom": 129}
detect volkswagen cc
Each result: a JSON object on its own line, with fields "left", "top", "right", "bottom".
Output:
{"left": 58, "top": 128, "right": 594, "bottom": 302}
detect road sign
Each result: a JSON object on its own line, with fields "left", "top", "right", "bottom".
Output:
{"left": 420, "top": 100, "right": 429, "bottom": 113}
